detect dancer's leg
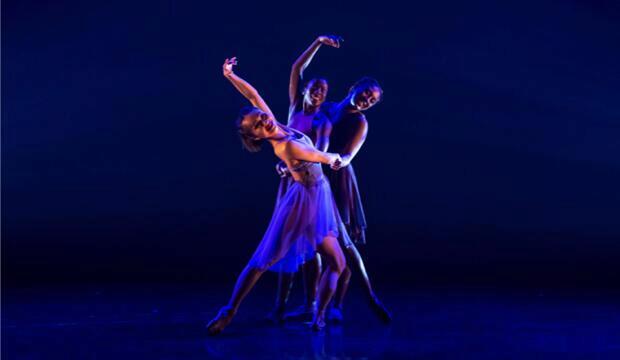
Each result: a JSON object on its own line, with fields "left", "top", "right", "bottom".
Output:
{"left": 332, "top": 264, "right": 352, "bottom": 309}
{"left": 343, "top": 244, "right": 392, "bottom": 323}
{"left": 346, "top": 245, "right": 374, "bottom": 298}
{"left": 207, "top": 265, "right": 266, "bottom": 335}
{"left": 312, "top": 235, "right": 346, "bottom": 330}
{"left": 302, "top": 253, "right": 321, "bottom": 307}
{"left": 284, "top": 254, "right": 322, "bottom": 321}
{"left": 267, "top": 271, "right": 294, "bottom": 323}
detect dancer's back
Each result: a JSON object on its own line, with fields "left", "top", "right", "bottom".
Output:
{"left": 276, "top": 129, "right": 326, "bottom": 186}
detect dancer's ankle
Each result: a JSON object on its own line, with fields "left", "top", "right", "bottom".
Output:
{"left": 223, "top": 304, "right": 237, "bottom": 316}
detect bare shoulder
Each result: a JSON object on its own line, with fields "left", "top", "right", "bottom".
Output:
{"left": 356, "top": 112, "right": 368, "bottom": 123}
{"left": 352, "top": 113, "right": 369, "bottom": 132}
{"left": 275, "top": 137, "right": 302, "bottom": 156}
{"left": 273, "top": 140, "right": 289, "bottom": 158}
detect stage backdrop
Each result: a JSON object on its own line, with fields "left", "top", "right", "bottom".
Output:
{"left": 3, "top": 0, "right": 619, "bottom": 287}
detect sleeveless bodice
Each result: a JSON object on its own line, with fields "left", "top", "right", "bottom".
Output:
{"left": 287, "top": 130, "right": 325, "bottom": 187}
{"left": 328, "top": 108, "right": 363, "bottom": 154}
{"left": 288, "top": 101, "right": 335, "bottom": 144}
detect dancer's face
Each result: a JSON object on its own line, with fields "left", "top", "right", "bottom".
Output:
{"left": 303, "top": 79, "right": 328, "bottom": 107}
{"left": 351, "top": 86, "right": 381, "bottom": 111}
{"left": 240, "top": 109, "right": 277, "bottom": 139}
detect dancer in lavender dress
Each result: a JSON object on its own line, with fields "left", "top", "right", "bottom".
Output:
{"left": 207, "top": 57, "right": 348, "bottom": 335}
{"left": 268, "top": 35, "right": 344, "bottom": 323}
{"left": 325, "top": 77, "right": 392, "bottom": 323}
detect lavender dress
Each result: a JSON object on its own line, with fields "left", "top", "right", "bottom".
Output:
{"left": 275, "top": 103, "right": 334, "bottom": 203}
{"left": 248, "top": 131, "right": 351, "bottom": 273}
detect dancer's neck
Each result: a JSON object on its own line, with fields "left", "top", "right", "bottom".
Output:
{"left": 268, "top": 123, "right": 294, "bottom": 146}
{"left": 339, "top": 97, "right": 360, "bottom": 114}
{"left": 302, "top": 102, "right": 320, "bottom": 115}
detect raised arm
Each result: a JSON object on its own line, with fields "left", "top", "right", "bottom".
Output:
{"left": 223, "top": 57, "right": 274, "bottom": 118}
{"left": 282, "top": 139, "right": 341, "bottom": 166}
{"left": 331, "top": 117, "right": 368, "bottom": 169}
{"left": 289, "top": 35, "right": 342, "bottom": 106}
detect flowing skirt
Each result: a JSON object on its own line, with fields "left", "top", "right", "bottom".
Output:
{"left": 249, "top": 175, "right": 350, "bottom": 273}
{"left": 326, "top": 164, "right": 367, "bottom": 244}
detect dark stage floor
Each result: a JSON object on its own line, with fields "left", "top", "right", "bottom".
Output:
{"left": 2, "top": 284, "right": 619, "bottom": 359}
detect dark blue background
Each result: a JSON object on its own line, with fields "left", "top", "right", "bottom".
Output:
{"left": 3, "top": 0, "right": 619, "bottom": 287}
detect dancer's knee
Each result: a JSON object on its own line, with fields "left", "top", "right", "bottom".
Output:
{"left": 332, "top": 254, "right": 346, "bottom": 275}
{"left": 325, "top": 249, "right": 346, "bottom": 275}
{"left": 341, "top": 265, "right": 352, "bottom": 281}
{"left": 246, "top": 264, "right": 268, "bottom": 275}
{"left": 318, "top": 236, "right": 346, "bottom": 275}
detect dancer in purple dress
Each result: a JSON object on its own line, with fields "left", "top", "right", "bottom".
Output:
{"left": 268, "top": 35, "right": 343, "bottom": 323}
{"left": 207, "top": 57, "right": 348, "bottom": 335}
{"left": 325, "top": 77, "right": 392, "bottom": 323}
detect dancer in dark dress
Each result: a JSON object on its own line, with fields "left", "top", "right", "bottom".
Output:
{"left": 325, "top": 77, "right": 392, "bottom": 323}
{"left": 277, "top": 76, "right": 392, "bottom": 324}
{"left": 268, "top": 35, "right": 344, "bottom": 323}
{"left": 207, "top": 57, "right": 348, "bottom": 335}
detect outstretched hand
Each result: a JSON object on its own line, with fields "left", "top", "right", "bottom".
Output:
{"left": 318, "top": 35, "right": 343, "bottom": 48}
{"left": 222, "top": 57, "right": 238, "bottom": 77}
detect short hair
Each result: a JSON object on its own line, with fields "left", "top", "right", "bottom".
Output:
{"left": 304, "top": 77, "right": 328, "bottom": 90}
{"left": 235, "top": 106, "right": 263, "bottom": 152}
{"left": 348, "top": 77, "right": 384, "bottom": 102}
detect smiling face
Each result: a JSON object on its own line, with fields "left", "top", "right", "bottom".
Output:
{"left": 239, "top": 108, "right": 277, "bottom": 140}
{"left": 350, "top": 85, "right": 382, "bottom": 111}
{"left": 303, "top": 79, "right": 328, "bottom": 108}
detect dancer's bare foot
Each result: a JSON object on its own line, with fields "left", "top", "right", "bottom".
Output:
{"left": 370, "top": 296, "right": 392, "bottom": 324}
{"left": 206, "top": 306, "right": 236, "bottom": 336}
{"left": 310, "top": 310, "right": 326, "bottom": 331}
{"left": 284, "top": 303, "right": 316, "bottom": 322}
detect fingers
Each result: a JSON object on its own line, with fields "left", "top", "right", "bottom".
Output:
{"left": 223, "top": 57, "right": 238, "bottom": 66}
{"left": 276, "top": 163, "right": 285, "bottom": 177}
{"left": 330, "top": 154, "right": 348, "bottom": 170}
{"left": 222, "top": 57, "right": 238, "bottom": 76}
{"left": 319, "top": 35, "right": 343, "bottom": 48}
{"left": 331, "top": 35, "right": 342, "bottom": 48}
{"left": 328, "top": 35, "right": 343, "bottom": 48}
{"left": 326, "top": 39, "right": 339, "bottom": 48}
{"left": 275, "top": 162, "right": 290, "bottom": 177}
{"left": 330, "top": 156, "right": 342, "bottom": 169}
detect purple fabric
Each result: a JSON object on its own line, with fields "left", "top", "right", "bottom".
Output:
{"left": 326, "top": 164, "right": 367, "bottom": 244}
{"left": 248, "top": 132, "right": 351, "bottom": 273}
{"left": 249, "top": 175, "right": 345, "bottom": 273}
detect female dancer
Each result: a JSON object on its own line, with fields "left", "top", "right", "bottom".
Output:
{"left": 269, "top": 35, "right": 343, "bottom": 323}
{"left": 207, "top": 57, "right": 348, "bottom": 335}
{"left": 325, "top": 77, "right": 392, "bottom": 323}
